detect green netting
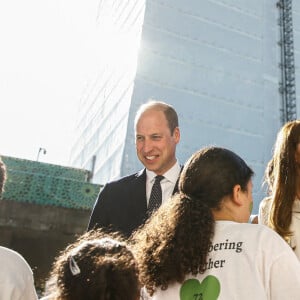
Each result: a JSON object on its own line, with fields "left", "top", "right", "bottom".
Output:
{"left": 2, "top": 156, "right": 89, "bottom": 181}
{"left": 1, "top": 156, "right": 101, "bottom": 210}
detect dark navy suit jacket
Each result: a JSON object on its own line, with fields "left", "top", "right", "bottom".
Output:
{"left": 87, "top": 169, "right": 180, "bottom": 237}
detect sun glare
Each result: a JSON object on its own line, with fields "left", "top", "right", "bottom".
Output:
{"left": 99, "top": 16, "right": 142, "bottom": 70}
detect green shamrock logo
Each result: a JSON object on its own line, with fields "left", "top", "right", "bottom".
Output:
{"left": 180, "top": 276, "right": 220, "bottom": 300}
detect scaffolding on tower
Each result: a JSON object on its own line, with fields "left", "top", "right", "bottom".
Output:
{"left": 277, "top": 0, "right": 297, "bottom": 122}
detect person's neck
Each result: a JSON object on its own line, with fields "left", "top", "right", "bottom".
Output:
{"left": 154, "top": 160, "right": 178, "bottom": 176}
{"left": 213, "top": 210, "right": 236, "bottom": 222}
{"left": 212, "top": 204, "right": 240, "bottom": 222}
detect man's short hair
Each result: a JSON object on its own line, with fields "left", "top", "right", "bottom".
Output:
{"left": 134, "top": 100, "right": 179, "bottom": 134}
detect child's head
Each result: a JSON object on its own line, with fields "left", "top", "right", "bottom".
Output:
{"left": 44, "top": 230, "right": 140, "bottom": 300}
{"left": 132, "top": 146, "right": 254, "bottom": 295}
{"left": 179, "top": 146, "right": 253, "bottom": 212}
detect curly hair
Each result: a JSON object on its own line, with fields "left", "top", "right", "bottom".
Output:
{"left": 131, "top": 146, "right": 253, "bottom": 295}
{"left": 44, "top": 229, "right": 140, "bottom": 300}
{"left": 264, "top": 120, "right": 300, "bottom": 240}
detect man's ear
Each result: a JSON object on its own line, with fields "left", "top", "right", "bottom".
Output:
{"left": 173, "top": 127, "right": 180, "bottom": 143}
{"left": 232, "top": 184, "right": 243, "bottom": 206}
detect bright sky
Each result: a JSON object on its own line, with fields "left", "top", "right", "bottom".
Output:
{"left": 0, "top": 0, "right": 102, "bottom": 167}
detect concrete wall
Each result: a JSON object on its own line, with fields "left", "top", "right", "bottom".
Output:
{"left": 0, "top": 200, "right": 90, "bottom": 293}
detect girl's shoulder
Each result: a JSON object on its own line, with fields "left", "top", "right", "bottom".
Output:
{"left": 260, "top": 196, "right": 272, "bottom": 208}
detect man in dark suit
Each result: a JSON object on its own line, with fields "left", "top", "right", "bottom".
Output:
{"left": 88, "top": 100, "right": 181, "bottom": 237}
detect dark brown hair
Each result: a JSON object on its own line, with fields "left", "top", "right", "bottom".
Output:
{"left": 264, "top": 120, "right": 300, "bottom": 240}
{"left": 132, "top": 147, "right": 253, "bottom": 295}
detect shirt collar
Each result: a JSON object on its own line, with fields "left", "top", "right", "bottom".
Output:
{"left": 146, "top": 160, "right": 181, "bottom": 184}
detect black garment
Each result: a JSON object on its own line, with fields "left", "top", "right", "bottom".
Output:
{"left": 148, "top": 175, "right": 164, "bottom": 215}
{"left": 87, "top": 169, "right": 180, "bottom": 238}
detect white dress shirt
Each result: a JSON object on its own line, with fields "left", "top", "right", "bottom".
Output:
{"left": 146, "top": 161, "right": 181, "bottom": 206}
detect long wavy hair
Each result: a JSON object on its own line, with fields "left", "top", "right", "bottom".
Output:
{"left": 131, "top": 146, "right": 253, "bottom": 295}
{"left": 44, "top": 229, "right": 140, "bottom": 300}
{"left": 264, "top": 120, "right": 300, "bottom": 240}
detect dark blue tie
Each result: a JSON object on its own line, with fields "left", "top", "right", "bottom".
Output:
{"left": 148, "top": 175, "right": 164, "bottom": 215}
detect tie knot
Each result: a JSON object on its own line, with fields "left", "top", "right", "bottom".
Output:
{"left": 154, "top": 175, "right": 164, "bottom": 183}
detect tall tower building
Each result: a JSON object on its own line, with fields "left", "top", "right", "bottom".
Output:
{"left": 70, "top": 0, "right": 300, "bottom": 212}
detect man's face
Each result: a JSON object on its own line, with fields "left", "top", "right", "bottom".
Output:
{"left": 135, "top": 109, "right": 180, "bottom": 175}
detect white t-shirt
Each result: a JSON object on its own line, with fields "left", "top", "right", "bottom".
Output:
{"left": 259, "top": 196, "right": 300, "bottom": 259}
{"left": 150, "top": 221, "right": 300, "bottom": 300}
{"left": 0, "top": 246, "right": 38, "bottom": 300}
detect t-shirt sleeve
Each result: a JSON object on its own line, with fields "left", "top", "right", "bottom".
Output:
{"left": 255, "top": 226, "right": 300, "bottom": 299}
{"left": 258, "top": 198, "right": 271, "bottom": 225}
{"left": 268, "top": 242, "right": 300, "bottom": 299}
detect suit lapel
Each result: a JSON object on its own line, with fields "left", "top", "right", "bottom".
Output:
{"left": 129, "top": 166, "right": 182, "bottom": 229}
{"left": 131, "top": 169, "right": 147, "bottom": 216}
{"left": 134, "top": 169, "right": 147, "bottom": 211}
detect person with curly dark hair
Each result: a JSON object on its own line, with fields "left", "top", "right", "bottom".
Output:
{"left": 131, "top": 146, "right": 300, "bottom": 299}
{"left": 41, "top": 229, "right": 140, "bottom": 300}
{"left": 259, "top": 120, "right": 300, "bottom": 259}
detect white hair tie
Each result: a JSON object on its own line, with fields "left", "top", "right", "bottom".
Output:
{"left": 68, "top": 238, "right": 124, "bottom": 276}
{"left": 69, "top": 256, "right": 81, "bottom": 276}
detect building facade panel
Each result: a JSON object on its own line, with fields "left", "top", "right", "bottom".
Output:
{"left": 70, "top": 0, "right": 146, "bottom": 182}
{"left": 71, "top": 0, "right": 300, "bottom": 213}
{"left": 121, "top": 0, "right": 282, "bottom": 212}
